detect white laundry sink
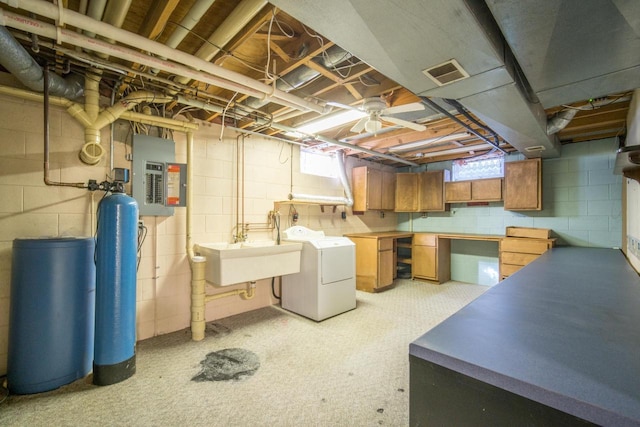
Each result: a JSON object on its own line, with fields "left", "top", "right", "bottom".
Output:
{"left": 195, "top": 241, "right": 303, "bottom": 286}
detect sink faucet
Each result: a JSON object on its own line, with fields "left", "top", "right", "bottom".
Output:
{"left": 233, "top": 224, "right": 248, "bottom": 243}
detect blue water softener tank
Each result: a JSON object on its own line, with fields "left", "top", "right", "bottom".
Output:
{"left": 94, "top": 190, "right": 139, "bottom": 386}
{"left": 8, "top": 237, "right": 95, "bottom": 394}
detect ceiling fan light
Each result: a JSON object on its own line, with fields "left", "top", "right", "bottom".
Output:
{"left": 365, "top": 118, "right": 382, "bottom": 133}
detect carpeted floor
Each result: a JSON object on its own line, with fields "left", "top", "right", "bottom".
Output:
{"left": 0, "top": 279, "right": 488, "bottom": 427}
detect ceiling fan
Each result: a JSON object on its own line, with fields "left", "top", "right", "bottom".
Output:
{"left": 349, "top": 97, "right": 427, "bottom": 134}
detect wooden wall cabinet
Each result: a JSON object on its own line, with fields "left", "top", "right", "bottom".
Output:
{"left": 352, "top": 166, "right": 396, "bottom": 211}
{"left": 412, "top": 233, "right": 450, "bottom": 283}
{"left": 504, "top": 159, "right": 542, "bottom": 210}
{"left": 445, "top": 178, "right": 503, "bottom": 203}
{"left": 419, "top": 170, "right": 448, "bottom": 211}
{"left": 395, "top": 170, "right": 449, "bottom": 212}
{"left": 395, "top": 173, "right": 419, "bottom": 212}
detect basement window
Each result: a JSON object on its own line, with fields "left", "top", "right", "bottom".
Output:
{"left": 300, "top": 149, "right": 338, "bottom": 178}
{"left": 452, "top": 157, "right": 504, "bottom": 181}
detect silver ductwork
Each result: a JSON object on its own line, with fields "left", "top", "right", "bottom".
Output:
{"left": 0, "top": 26, "right": 84, "bottom": 99}
{"left": 244, "top": 45, "right": 353, "bottom": 111}
{"left": 270, "top": 0, "right": 640, "bottom": 158}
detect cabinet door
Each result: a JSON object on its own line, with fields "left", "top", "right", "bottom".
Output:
{"left": 395, "top": 173, "right": 419, "bottom": 212}
{"left": 351, "top": 166, "right": 368, "bottom": 212}
{"left": 504, "top": 159, "right": 542, "bottom": 210}
{"left": 413, "top": 245, "right": 436, "bottom": 279}
{"left": 472, "top": 178, "right": 503, "bottom": 201}
{"left": 419, "top": 170, "right": 447, "bottom": 211}
{"left": 378, "top": 248, "right": 394, "bottom": 287}
{"left": 366, "top": 168, "right": 383, "bottom": 210}
{"left": 381, "top": 171, "right": 396, "bottom": 210}
{"left": 445, "top": 181, "right": 472, "bottom": 202}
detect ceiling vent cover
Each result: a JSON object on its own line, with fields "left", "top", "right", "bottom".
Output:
{"left": 422, "top": 59, "right": 470, "bottom": 86}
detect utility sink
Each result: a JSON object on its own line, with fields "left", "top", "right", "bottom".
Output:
{"left": 195, "top": 241, "right": 303, "bottom": 286}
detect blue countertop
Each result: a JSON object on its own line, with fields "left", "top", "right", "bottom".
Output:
{"left": 410, "top": 247, "right": 640, "bottom": 426}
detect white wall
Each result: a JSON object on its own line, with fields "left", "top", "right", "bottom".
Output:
{"left": 0, "top": 94, "right": 397, "bottom": 375}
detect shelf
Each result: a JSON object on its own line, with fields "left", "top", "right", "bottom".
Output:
{"left": 397, "top": 242, "right": 412, "bottom": 248}
{"left": 398, "top": 257, "right": 412, "bottom": 264}
{"left": 274, "top": 200, "right": 344, "bottom": 213}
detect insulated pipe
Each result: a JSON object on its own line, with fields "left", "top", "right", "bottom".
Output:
{"left": 0, "top": 10, "right": 310, "bottom": 112}
{"left": 193, "top": 0, "right": 266, "bottom": 62}
{"left": 0, "top": 3, "right": 324, "bottom": 114}
{"left": 151, "top": 0, "right": 217, "bottom": 75}
{"left": 0, "top": 26, "right": 84, "bottom": 99}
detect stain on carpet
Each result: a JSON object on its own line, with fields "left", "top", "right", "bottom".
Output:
{"left": 192, "top": 348, "right": 260, "bottom": 382}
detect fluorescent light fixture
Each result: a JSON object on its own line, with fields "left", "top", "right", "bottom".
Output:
{"left": 286, "top": 109, "right": 367, "bottom": 138}
{"left": 388, "top": 132, "right": 471, "bottom": 152}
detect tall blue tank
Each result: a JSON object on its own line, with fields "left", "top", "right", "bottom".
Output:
{"left": 8, "top": 237, "right": 95, "bottom": 394}
{"left": 94, "top": 191, "right": 139, "bottom": 386}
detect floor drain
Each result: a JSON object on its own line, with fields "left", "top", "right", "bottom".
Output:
{"left": 192, "top": 348, "right": 260, "bottom": 382}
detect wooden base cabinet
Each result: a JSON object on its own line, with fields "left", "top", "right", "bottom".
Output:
{"left": 412, "top": 234, "right": 450, "bottom": 283}
{"left": 349, "top": 236, "right": 395, "bottom": 292}
{"left": 499, "top": 229, "right": 554, "bottom": 280}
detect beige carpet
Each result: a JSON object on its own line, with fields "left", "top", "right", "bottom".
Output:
{"left": 0, "top": 279, "right": 487, "bottom": 426}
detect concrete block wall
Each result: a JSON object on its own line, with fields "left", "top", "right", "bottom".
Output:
{"left": 0, "top": 94, "right": 397, "bottom": 376}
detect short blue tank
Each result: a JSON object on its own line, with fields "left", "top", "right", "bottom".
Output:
{"left": 8, "top": 237, "right": 95, "bottom": 394}
{"left": 94, "top": 192, "right": 139, "bottom": 385}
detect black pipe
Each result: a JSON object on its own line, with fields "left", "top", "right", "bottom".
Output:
{"left": 419, "top": 96, "right": 506, "bottom": 154}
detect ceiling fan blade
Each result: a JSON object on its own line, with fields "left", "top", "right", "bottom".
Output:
{"left": 381, "top": 115, "right": 426, "bottom": 132}
{"left": 350, "top": 117, "right": 368, "bottom": 133}
{"left": 382, "top": 102, "right": 425, "bottom": 115}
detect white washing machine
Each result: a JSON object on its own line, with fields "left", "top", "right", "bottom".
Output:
{"left": 281, "top": 226, "right": 356, "bottom": 321}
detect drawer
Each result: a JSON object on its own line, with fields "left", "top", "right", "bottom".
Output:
{"left": 413, "top": 233, "right": 437, "bottom": 246}
{"left": 501, "top": 252, "right": 540, "bottom": 266}
{"left": 500, "top": 263, "right": 523, "bottom": 277}
{"left": 378, "top": 238, "right": 394, "bottom": 251}
{"left": 500, "top": 238, "right": 551, "bottom": 254}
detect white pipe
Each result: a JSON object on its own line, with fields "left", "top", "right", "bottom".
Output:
{"left": 151, "top": 0, "right": 216, "bottom": 74}
{"left": 167, "top": 0, "right": 216, "bottom": 49}
{"left": 288, "top": 193, "right": 352, "bottom": 205}
{"left": 0, "top": 10, "right": 312, "bottom": 113}
{"left": 195, "top": 0, "right": 266, "bottom": 62}
{"left": 0, "top": 2, "right": 324, "bottom": 114}
{"left": 335, "top": 151, "right": 354, "bottom": 206}
{"left": 190, "top": 256, "right": 207, "bottom": 341}
{"left": 0, "top": 83, "right": 196, "bottom": 138}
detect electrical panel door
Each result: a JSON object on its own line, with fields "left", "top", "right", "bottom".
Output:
{"left": 132, "top": 135, "right": 187, "bottom": 216}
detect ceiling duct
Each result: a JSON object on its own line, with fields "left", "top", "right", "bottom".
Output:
{"left": 0, "top": 26, "right": 83, "bottom": 99}
{"left": 269, "top": 0, "right": 562, "bottom": 157}
{"left": 243, "top": 45, "right": 353, "bottom": 111}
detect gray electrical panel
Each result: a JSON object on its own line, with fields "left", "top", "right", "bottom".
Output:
{"left": 132, "top": 135, "right": 187, "bottom": 216}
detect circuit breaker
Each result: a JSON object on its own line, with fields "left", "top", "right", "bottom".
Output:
{"left": 132, "top": 135, "right": 187, "bottom": 216}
